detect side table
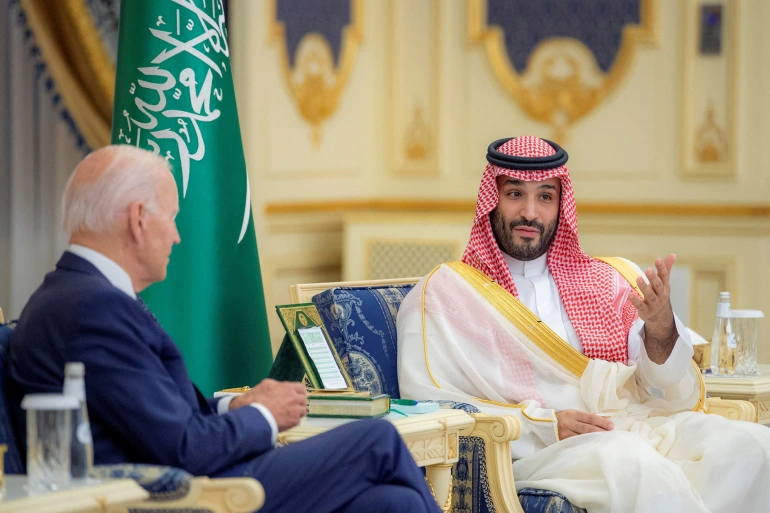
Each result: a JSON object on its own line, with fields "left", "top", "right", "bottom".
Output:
{"left": 704, "top": 364, "right": 770, "bottom": 425}
{"left": 280, "top": 409, "right": 476, "bottom": 512}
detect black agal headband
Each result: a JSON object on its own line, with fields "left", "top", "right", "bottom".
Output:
{"left": 486, "top": 138, "right": 569, "bottom": 170}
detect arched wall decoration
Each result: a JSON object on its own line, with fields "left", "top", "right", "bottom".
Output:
{"left": 468, "top": 0, "right": 656, "bottom": 143}
{"left": 268, "top": 0, "right": 364, "bottom": 146}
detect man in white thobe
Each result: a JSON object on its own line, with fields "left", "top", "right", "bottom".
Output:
{"left": 397, "top": 136, "right": 770, "bottom": 513}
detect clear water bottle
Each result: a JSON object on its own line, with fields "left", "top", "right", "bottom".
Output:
{"left": 62, "top": 362, "right": 93, "bottom": 479}
{"left": 710, "top": 292, "right": 736, "bottom": 375}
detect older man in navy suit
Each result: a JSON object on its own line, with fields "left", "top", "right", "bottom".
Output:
{"left": 8, "top": 145, "right": 440, "bottom": 513}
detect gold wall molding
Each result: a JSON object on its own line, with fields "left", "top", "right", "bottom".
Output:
{"left": 680, "top": 0, "right": 739, "bottom": 179}
{"left": 268, "top": 0, "right": 364, "bottom": 146}
{"left": 265, "top": 199, "right": 770, "bottom": 218}
{"left": 404, "top": 104, "right": 432, "bottom": 161}
{"left": 389, "top": 0, "right": 441, "bottom": 175}
{"left": 467, "top": 0, "right": 656, "bottom": 143}
{"left": 696, "top": 103, "right": 728, "bottom": 163}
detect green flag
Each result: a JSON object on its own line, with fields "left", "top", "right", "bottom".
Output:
{"left": 111, "top": 0, "right": 272, "bottom": 395}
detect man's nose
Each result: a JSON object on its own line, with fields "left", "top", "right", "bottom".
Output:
{"left": 519, "top": 198, "right": 537, "bottom": 220}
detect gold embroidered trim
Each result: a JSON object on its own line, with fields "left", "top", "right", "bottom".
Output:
{"left": 445, "top": 261, "right": 589, "bottom": 377}
{"left": 597, "top": 257, "right": 707, "bottom": 412}
{"left": 474, "top": 398, "right": 557, "bottom": 423}
{"left": 420, "top": 264, "right": 556, "bottom": 423}
{"left": 421, "top": 265, "right": 443, "bottom": 389}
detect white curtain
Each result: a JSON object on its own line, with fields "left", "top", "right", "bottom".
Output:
{"left": 0, "top": 3, "right": 85, "bottom": 319}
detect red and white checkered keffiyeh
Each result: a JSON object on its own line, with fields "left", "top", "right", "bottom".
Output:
{"left": 462, "top": 136, "right": 635, "bottom": 362}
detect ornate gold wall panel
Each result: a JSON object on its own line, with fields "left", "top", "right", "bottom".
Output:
{"left": 681, "top": 0, "right": 739, "bottom": 179}
{"left": 389, "top": 0, "right": 440, "bottom": 175}
{"left": 467, "top": 0, "right": 656, "bottom": 143}
{"left": 268, "top": 0, "right": 364, "bottom": 146}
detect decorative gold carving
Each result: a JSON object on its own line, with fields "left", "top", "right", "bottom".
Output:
{"left": 707, "top": 398, "right": 757, "bottom": 422}
{"left": 225, "top": 486, "right": 256, "bottom": 512}
{"left": 404, "top": 104, "right": 431, "bottom": 160}
{"left": 471, "top": 414, "right": 526, "bottom": 513}
{"left": 695, "top": 103, "right": 727, "bottom": 163}
{"left": 447, "top": 433, "right": 458, "bottom": 460}
{"left": 681, "top": 0, "right": 739, "bottom": 179}
{"left": 468, "top": 0, "right": 656, "bottom": 143}
{"left": 756, "top": 400, "right": 770, "bottom": 422}
{"left": 407, "top": 436, "right": 446, "bottom": 461}
{"left": 268, "top": 0, "right": 364, "bottom": 146}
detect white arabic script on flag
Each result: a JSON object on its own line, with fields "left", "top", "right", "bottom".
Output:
{"left": 117, "top": 0, "right": 251, "bottom": 244}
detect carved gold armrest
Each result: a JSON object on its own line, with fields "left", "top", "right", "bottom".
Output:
{"left": 707, "top": 397, "right": 757, "bottom": 422}
{"left": 470, "top": 413, "right": 525, "bottom": 513}
{"left": 125, "top": 477, "right": 264, "bottom": 513}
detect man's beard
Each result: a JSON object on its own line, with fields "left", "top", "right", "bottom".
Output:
{"left": 490, "top": 208, "right": 559, "bottom": 262}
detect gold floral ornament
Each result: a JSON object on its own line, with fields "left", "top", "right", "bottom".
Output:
{"left": 405, "top": 104, "right": 431, "bottom": 160}
{"left": 269, "top": 0, "right": 364, "bottom": 147}
{"left": 695, "top": 103, "right": 727, "bottom": 163}
{"left": 468, "top": 0, "right": 656, "bottom": 144}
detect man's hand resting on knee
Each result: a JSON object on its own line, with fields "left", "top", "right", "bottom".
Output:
{"left": 555, "top": 410, "right": 614, "bottom": 440}
{"left": 229, "top": 378, "right": 308, "bottom": 431}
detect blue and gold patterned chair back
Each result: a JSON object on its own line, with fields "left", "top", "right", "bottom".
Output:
{"left": 312, "top": 284, "right": 414, "bottom": 399}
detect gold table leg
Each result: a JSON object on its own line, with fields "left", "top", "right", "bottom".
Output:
{"left": 425, "top": 463, "right": 453, "bottom": 513}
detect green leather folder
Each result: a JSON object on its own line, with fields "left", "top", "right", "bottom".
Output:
{"left": 268, "top": 303, "right": 354, "bottom": 391}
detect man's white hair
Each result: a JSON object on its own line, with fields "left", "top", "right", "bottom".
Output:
{"left": 62, "top": 145, "right": 172, "bottom": 235}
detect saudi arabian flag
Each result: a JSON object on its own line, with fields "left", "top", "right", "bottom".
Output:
{"left": 111, "top": 0, "right": 272, "bottom": 395}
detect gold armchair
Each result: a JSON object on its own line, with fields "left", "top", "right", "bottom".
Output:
{"left": 289, "top": 277, "right": 756, "bottom": 513}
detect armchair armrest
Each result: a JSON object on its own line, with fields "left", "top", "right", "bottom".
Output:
{"left": 91, "top": 465, "right": 264, "bottom": 513}
{"left": 470, "top": 413, "right": 525, "bottom": 513}
{"left": 707, "top": 397, "right": 757, "bottom": 422}
{"left": 132, "top": 476, "right": 264, "bottom": 513}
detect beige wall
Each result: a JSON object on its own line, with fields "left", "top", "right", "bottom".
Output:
{"left": 230, "top": 0, "right": 770, "bottom": 355}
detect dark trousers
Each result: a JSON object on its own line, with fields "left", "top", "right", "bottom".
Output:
{"left": 216, "top": 419, "right": 441, "bottom": 513}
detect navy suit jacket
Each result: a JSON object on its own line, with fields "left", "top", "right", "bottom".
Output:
{"left": 8, "top": 252, "right": 273, "bottom": 476}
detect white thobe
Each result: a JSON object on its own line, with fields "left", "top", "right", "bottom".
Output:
{"left": 502, "top": 252, "right": 694, "bottom": 390}
{"left": 396, "top": 261, "right": 770, "bottom": 512}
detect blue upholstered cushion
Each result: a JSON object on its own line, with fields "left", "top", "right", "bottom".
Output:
{"left": 313, "top": 285, "right": 414, "bottom": 399}
{"left": 518, "top": 488, "right": 587, "bottom": 513}
{"left": 0, "top": 323, "right": 24, "bottom": 474}
{"left": 90, "top": 464, "right": 192, "bottom": 501}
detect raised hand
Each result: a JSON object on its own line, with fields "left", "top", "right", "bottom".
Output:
{"left": 627, "top": 254, "right": 678, "bottom": 364}
{"left": 555, "top": 410, "right": 614, "bottom": 440}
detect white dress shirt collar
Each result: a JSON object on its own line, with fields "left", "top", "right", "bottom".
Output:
{"left": 502, "top": 251, "right": 548, "bottom": 279}
{"left": 67, "top": 244, "right": 137, "bottom": 299}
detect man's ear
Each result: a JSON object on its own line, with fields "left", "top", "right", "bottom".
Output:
{"left": 127, "top": 200, "right": 146, "bottom": 242}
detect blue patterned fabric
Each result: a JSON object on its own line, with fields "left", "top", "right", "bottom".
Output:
{"left": 90, "top": 464, "right": 192, "bottom": 502}
{"left": 518, "top": 488, "right": 587, "bottom": 513}
{"left": 0, "top": 322, "right": 24, "bottom": 474}
{"left": 454, "top": 436, "right": 494, "bottom": 513}
{"left": 424, "top": 399, "right": 481, "bottom": 415}
{"left": 313, "top": 285, "right": 413, "bottom": 399}
{"left": 312, "top": 283, "right": 580, "bottom": 513}
{"left": 486, "top": 0, "right": 641, "bottom": 72}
